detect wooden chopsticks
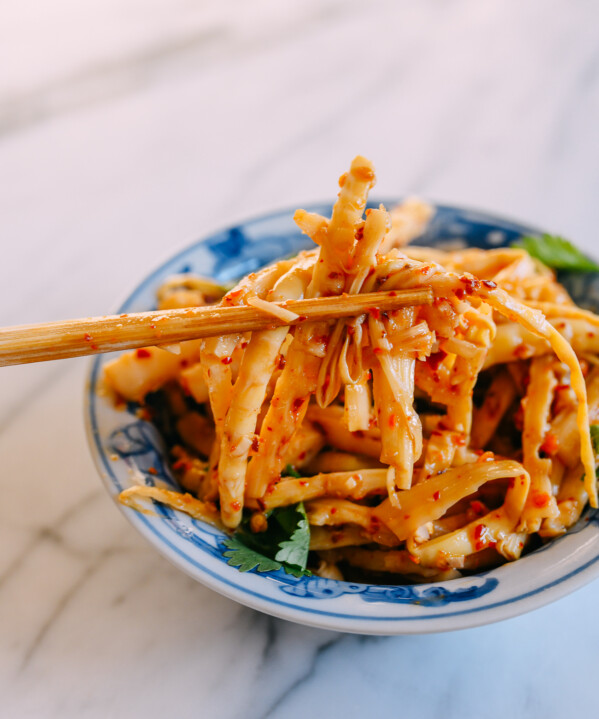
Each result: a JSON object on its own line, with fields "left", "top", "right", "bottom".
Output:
{"left": 0, "top": 287, "right": 433, "bottom": 367}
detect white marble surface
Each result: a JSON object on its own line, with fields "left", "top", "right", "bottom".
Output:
{"left": 1, "top": 1, "right": 599, "bottom": 716}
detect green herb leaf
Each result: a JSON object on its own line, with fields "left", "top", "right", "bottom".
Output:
{"left": 223, "top": 536, "right": 282, "bottom": 573}
{"left": 275, "top": 502, "right": 310, "bottom": 571}
{"left": 282, "top": 563, "right": 312, "bottom": 578}
{"left": 222, "top": 502, "right": 312, "bottom": 576}
{"left": 591, "top": 425, "right": 599, "bottom": 455}
{"left": 282, "top": 464, "right": 302, "bottom": 478}
{"left": 512, "top": 234, "right": 599, "bottom": 272}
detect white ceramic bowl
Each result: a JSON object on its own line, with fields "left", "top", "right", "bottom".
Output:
{"left": 85, "top": 202, "right": 599, "bottom": 634}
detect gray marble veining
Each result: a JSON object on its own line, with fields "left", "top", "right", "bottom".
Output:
{"left": 1, "top": 0, "right": 599, "bottom": 716}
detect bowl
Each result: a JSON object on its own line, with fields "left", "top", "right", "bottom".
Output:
{"left": 85, "top": 202, "right": 599, "bottom": 634}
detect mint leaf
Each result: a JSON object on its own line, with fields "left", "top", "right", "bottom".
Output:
{"left": 282, "top": 464, "right": 302, "bottom": 478}
{"left": 223, "top": 536, "right": 282, "bottom": 573}
{"left": 275, "top": 502, "right": 310, "bottom": 571}
{"left": 512, "top": 234, "right": 599, "bottom": 272}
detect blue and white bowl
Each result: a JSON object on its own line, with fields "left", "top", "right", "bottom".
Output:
{"left": 85, "top": 202, "right": 599, "bottom": 634}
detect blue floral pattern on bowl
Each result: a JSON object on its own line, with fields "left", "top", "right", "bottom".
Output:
{"left": 85, "top": 202, "right": 599, "bottom": 634}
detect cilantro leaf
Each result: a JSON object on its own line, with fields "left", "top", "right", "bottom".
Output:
{"left": 282, "top": 464, "right": 302, "bottom": 478}
{"left": 590, "top": 425, "right": 599, "bottom": 456}
{"left": 282, "top": 563, "right": 312, "bottom": 578}
{"left": 512, "top": 234, "right": 599, "bottom": 272}
{"left": 223, "top": 536, "right": 282, "bottom": 573}
{"left": 222, "top": 502, "right": 312, "bottom": 576}
{"left": 275, "top": 502, "right": 310, "bottom": 571}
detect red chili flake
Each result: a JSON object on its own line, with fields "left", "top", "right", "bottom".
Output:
{"left": 532, "top": 492, "right": 551, "bottom": 508}
{"left": 373, "top": 347, "right": 383, "bottom": 355}
{"left": 459, "top": 277, "right": 480, "bottom": 294}
{"left": 149, "top": 324, "right": 156, "bottom": 330}
{"left": 292, "top": 397, "right": 304, "bottom": 412}
{"left": 540, "top": 432, "right": 559, "bottom": 456}
{"left": 482, "top": 279, "right": 497, "bottom": 289}
{"left": 84, "top": 333, "right": 92, "bottom": 342}
{"left": 277, "top": 354, "right": 286, "bottom": 370}
{"left": 299, "top": 481, "right": 308, "bottom": 487}
{"left": 474, "top": 523, "right": 492, "bottom": 551}
{"left": 555, "top": 384, "right": 570, "bottom": 392}
{"left": 454, "top": 434, "right": 466, "bottom": 447}
{"left": 147, "top": 467, "right": 157, "bottom": 475}
{"left": 508, "top": 477, "right": 516, "bottom": 489}
{"left": 433, "top": 490, "right": 441, "bottom": 501}
{"left": 368, "top": 307, "right": 381, "bottom": 319}
{"left": 251, "top": 436, "right": 260, "bottom": 453}
{"left": 513, "top": 343, "right": 531, "bottom": 359}
{"left": 172, "top": 459, "right": 191, "bottom": 472}
{"left": 403, "top": 514, "right": 411, "bottom": 520}
{"left": 470, "top": 500, "right": 486, "bottom": 516}
{"left": 231, "top": 501, "right": 241, "bottom": 512}
{"left": 388, "top": 414, "right": 397, "bottom": 428}
{"left": 298, "top": 451, "right": 306, "bottom": 460}
{"left": 330, "top": 507, "right": 337, "bottom": 514}
{"left": 240, "top": 341, "right": 248, "bottom": 349}
{"left": 427, "top": 349, "right": 447, "bottom": 371}
{"left": 389, "top": 290, "right": 397, "bottom": 297}
{"left": 297, "top": 315, "right": 307, "bottom": 322}
{"left": 136, "top": 348, "right": 152, "bottom": 359}
{"left": 455, "top": 288, "right": 466, "bottom": 300}
{"left": 221, "top": 356, "right": 233, "bottom": 365}
{"left": 474, "top": 524, "right": 486, "bottom": 540}
{"left": 266, "top": 426, "right": 273, "bottom": 432}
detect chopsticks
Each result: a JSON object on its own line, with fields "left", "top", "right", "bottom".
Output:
{"left": 0, "top": 287, "right": 433, "bottom": 367}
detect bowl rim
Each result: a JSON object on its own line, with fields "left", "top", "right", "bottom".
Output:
{"left": 84, "top": 200, "right": 599, "bottom": 635}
